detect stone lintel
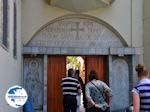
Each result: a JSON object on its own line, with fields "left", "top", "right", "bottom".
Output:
{"left": 110, "top": 47, "right": 143, "bottom": 55}
{"left": 23, "top": 47, "right": 143, "bottom": 55}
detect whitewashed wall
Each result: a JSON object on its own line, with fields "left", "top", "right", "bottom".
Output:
{"left": 144, "top": 0, "right": 150, "bottom": 70}
{"left": 22, "top": 0, "right": 143, "bottom": 48}
{"left": 0, "top": 0, "right": 22, "bottom": 111}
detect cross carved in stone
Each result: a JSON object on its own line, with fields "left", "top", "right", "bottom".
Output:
{"left": 71, "top": 22, "right": 84, "bottom": 40}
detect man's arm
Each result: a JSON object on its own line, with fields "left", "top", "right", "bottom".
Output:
{"left": 102, "top": 82, "right": 112, "bottom": 106}
{"left": 85, "top": 84, "right": 95, "bottom": 106}
{"left": 77, "top": 82, "right": 81, "bottom": 94}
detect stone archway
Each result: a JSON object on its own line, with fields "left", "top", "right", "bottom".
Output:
{"left": 23, "top": 15, "right": 141, "bottom": 112}
{"left": 25, "top": 14, "right": 127, "bottom": 55}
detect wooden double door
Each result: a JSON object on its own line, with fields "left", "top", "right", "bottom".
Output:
{"left": 47, "top": 56, "right": 107, "bottom": 112}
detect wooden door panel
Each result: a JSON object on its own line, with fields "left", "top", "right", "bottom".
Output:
{"left": 47, "top": 56, "right": 66, "bottom": 112}
{"left": 47, "top": 55, "right": 107, "bottom": 111}
{"left": 86, "top": 56, "right": 107, "bottom": 82}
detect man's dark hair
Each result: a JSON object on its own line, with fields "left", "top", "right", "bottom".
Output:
{"left": 68, "top": 68, "right": 74, "bottom": 77}
{"left": 88, "top": 70, "right": 98, "bottom": 81}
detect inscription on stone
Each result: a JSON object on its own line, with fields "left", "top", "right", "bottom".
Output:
{"left": 27, "top": 18, "right": 123, "bottom": 48}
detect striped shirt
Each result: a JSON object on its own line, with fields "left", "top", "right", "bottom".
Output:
{"left": 61, "top": 77, "right": 80, "bottom": 96}
{"left": 132, "top": 78, "right": 150, "bottom": 111}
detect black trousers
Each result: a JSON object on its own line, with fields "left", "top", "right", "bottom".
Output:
{"left": 87, "top": 106, "right": 110, "bottom": 112}
{"left": 63, "top": 95, "right": 77, "bottom": 112}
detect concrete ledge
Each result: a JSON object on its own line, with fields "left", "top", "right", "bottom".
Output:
{"left": 23, "top": 47, "right": 143, "bottom": 55}
{"left": 110, "top": 47, "right": 143, "bottom": 55}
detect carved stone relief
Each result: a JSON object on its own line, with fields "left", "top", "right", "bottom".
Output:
{"left": 110, "top": 58, "right": 129, "bottom": 111}
{"left": 49, "top": 0, "right": 114, "bottom": 12}
{"left": 23, "top": 57, "right": 43, "bottom": 111}
{"left": 27, "top": 18, "right": 124, "bottom": 48}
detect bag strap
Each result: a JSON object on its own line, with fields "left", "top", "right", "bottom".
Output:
{"left": 91, "top": 81, "right": 105, "bottom": 100}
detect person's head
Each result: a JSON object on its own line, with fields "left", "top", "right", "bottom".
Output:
{"left": 68, "top": 68, "right": 74, "bottom": 77}
{"left": 135, "top": 64, "right": 149, "bottom": 79}
{"left": 88, "top": 70, "right": 98, "bottom": 81}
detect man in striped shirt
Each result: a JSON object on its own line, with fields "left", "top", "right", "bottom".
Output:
{"left": 61, "top": 68, "right": 81, "bottom": 112}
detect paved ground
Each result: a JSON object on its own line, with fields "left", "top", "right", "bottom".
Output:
{"left": 79, "top": 105, "right": 85, "bottom": 112}
{"left": 78, "top": 93, "right": 85, "bottom": 112}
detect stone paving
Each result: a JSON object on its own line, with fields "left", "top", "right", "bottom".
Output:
{"left": 79, "top": 105, "right": 86, "bottom": 112}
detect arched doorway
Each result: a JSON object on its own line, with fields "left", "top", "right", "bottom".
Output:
{"left": 23, "top": 14, "right": 139, "bottom": 112}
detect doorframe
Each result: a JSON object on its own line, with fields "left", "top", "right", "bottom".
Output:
{"left": 43, "top": 55, "right": 48, "bottom": 112}
{"left": 44, "top": 54, "right": 109, "bottom": 112}
{"left": 23, "top": 53, "right": 140, "bottom": 112}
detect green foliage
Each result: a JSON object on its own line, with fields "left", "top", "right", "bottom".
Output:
{"left": 67, "top": 56, "right": 80, "bottom": 69}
